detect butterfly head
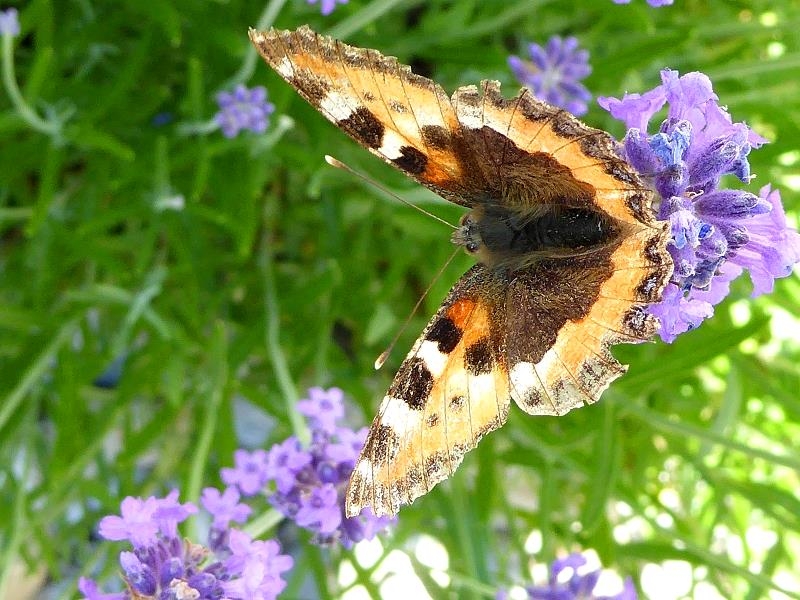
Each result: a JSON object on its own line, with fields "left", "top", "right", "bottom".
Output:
{"left": 451, "top": 211, "right": 483, "bottom": 255}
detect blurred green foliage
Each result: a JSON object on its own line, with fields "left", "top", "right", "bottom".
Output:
{"left": 1, "top": 0, "right": 799, "bottom": 598}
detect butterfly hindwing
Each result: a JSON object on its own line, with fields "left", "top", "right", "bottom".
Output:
{"left": 504, "top": 230, "right": 670, "bottom": 416}
{"left": 346, "top": 266, "right": 510, "bottom": 517}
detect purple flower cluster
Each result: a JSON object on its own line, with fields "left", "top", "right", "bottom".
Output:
{"left": 0, "top": 7, "right": 19, "bottom": 37}
{"left": 307, "top": 0, "right": 348, "bottom": 15}
{"left": 497, "top": 553, "right": 637, "bottom": 600}
{"left": 612, "top": 0, "right": 673, "bottom": 6}
{"left": 214, "top": 84, "right": 275, "bottom": 138}
{"left": 509, "top": 36, "right": 592, "bottom": 116}
{"left": 599, "top": 69, "right": 800, "bottom": 342}
{"left": 223, "top": 387, "right": 395, "bottom": 548}
{"left": 79, "top": 490, "right": 292, "bottom": 600}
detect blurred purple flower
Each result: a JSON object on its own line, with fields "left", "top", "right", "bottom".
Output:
{"left": 264, "top": 387, "right": 395, "bottom": 548}
{"left": 266, "top": 437, "right": 313, "bottom": 494}
{"left": 201, "top": 486, "right": 252, "bottom": 529}
{"left": 599, "top": 69, "right": 800, "bottom": 342}
{"left": 77, "top": 578, "right": 125, "bottom": 600}
{"left": 498, "top": 553, "right": 637, "bottom": 600}
{"left": 0, "top": 8, "right": 19, "bottom": 37}
{"left": 612, "top": 0, "right": 673, "bottom": 5}
{"left": 80, "top": 491, "right": 292, "bottom": 600}
{"left": 98, "top": 496, "right": 160, "bottom": 549}
{"left": 221, "top": 448, "right": 271, "bottom": 496}
{"left": 508, "top": 36, "right": 592, "bottom": 116}
{"left": 223, "top": 530, "right": 293, "bottom": 600}
{"left": 215, "top": 84, "right": 275, "bottom": 138}
{"left": 297, "top": 386, "right": 345, "bottom": 434}
{"left": 154, "top": 489, "right": 198, "bottom": 538}
{"left": 307, "top": 0, "right": 348, "bottom": 16}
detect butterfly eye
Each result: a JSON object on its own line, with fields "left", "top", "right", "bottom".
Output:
{"left": 466, "top": 241, "right": 480, "bottom": 253}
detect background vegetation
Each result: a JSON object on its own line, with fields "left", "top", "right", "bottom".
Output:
{"left": 1, "top": 0, "right": 799, "bottom": 598}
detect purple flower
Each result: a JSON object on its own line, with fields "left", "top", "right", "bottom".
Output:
{"left": 501, "top": 553, "right": 637, "bottom": 600}
{"left": 80, "top": 491, "right": 293, "bottom": 600}
{"left": 724, "top": 185, "right": 800, "bottom": 296}
{"left": 297, "top": 386, "right": 345, "bottom": 434}
{"left": 223, "top": 530, "right": 293, "bottom": 600}
{"left": 153, "top": 489, "right": 198, "bottom": 538}
{"left": 201, "top": 487, "right": 252, "bottom": 528}
{"left": 508, "top": 36, "right": 592, "bottom": 116}
{"left": 266, "top": 437, "right": 313, "bottom": 494}
{"left": 214, "top": 84, "right": 275, "bottom": 138}
{"left": 221, "top": 448, "right": 271, "bottom": 496}
{"left": 613, "top": 0, "right": 673, "bottom": 5}
{"left": 98, "top": 496, "right": 160, "bottom": 549}
{"left": 295, "top": 483, "right": 342, "bottom": 534}
{"left": 0, "top": 8, "right": 20, "bottom": 37}
{"left": 77, "top": 578, "right": 125, "bottom": 600}
{"left": 599, "top": 69, "right": 800, "bottom": 342}
{"left": 264, "top": 387, "right": 396, "bottom": 548}
{"left": 307, "top": 0, "right": 348, "bottom": 16}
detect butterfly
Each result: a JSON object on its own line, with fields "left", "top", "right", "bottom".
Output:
{"left": 249, "top": 26, "right": 672, "bottom": 518}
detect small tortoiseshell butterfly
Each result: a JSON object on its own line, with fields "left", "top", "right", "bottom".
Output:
{"left": 249, "top": 26, "right": 672, "bottom": 517}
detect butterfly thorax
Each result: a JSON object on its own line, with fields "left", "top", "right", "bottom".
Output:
{"left": 452, "top": 202, "right": 622, "bottom": 271}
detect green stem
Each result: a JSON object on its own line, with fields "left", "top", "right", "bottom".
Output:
{"left": 0, "top": 318, "right": 80, "bottom": 435}
{"left": 0, "top": 414, "right": 33, "bottom": 598}
{"left": 186, "top": 322, "right": 228, "bottom": 540}
{"left": 243, "top": 507, "right": 285, "bottom": 539}
{"left": 1, "top": 34, "right": 60, "bottom": 137}
{"left": 260, "top": 201, "right": 309, "bottom": 444}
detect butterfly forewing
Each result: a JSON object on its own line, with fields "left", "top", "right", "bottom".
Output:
{"left": 249, "top": 26, "right": 480, "bottom": 205}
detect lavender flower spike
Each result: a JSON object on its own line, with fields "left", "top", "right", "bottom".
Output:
{"left": 263, "top": 387, "right": 396, "bottom": 548}
{"left": 214, "top": 84, "right": 275, "bottom": 138}
{"left": 498, "top": 552, "right": 637, "bottom": 600}
{"left": 508, "top": 36, "right": 592, "bottom": 116}
{"left": 0, "top": 8, "right": 19, "bottom": 37}
{"left": 612, "top": 0, "right": 674, "bottom": 6}
{"left": 599, "top": 69, "right": 800, "bottom": 342}
{"left": 80, "top": 490, "right": 293, "bottom": 600}
{"left": 308, "top": 0, "right": 348, "bottom": 15}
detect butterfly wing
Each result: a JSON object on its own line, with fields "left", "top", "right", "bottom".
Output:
{"left": 504, "top": 235, "right": 668, "bottom": 416}
{"left": 249, "top": 26, "right": 479, "bottom": 206}
{"left": 346, "top": 265, "right": 510, "bottom": 517}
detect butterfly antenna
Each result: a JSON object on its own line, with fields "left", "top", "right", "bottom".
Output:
{"left": 325, "top": 155, "right": 456, "bottom": 230}
{"left": 374, "top": 246, "right": 461, "bottom": 370}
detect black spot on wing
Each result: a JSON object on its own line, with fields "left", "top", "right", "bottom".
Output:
{"left": 293, "top": 74, "right": 330, "bottom": 104}
{"left": 448, "top": 395, "right": 465, "bottom": 411}
{"left": 425, "top": 316, "right": 462, "bottom": 354}
{"left": 388, "top": 357, "right": 433, "bottom": 410}
{"left": 339, "top": 106, "right": 384, "bottom": 149}
{"left": 392, "top": 145, "right": 428, "bottom": 174}
{"left": 388, "top": 99, "right": 406, "bottom": 113}
{"left": 464, "top": 338, "right": 493, "bottom": 375}
{"left": 371, "top": 424, "right": 399, "bottom": 462}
